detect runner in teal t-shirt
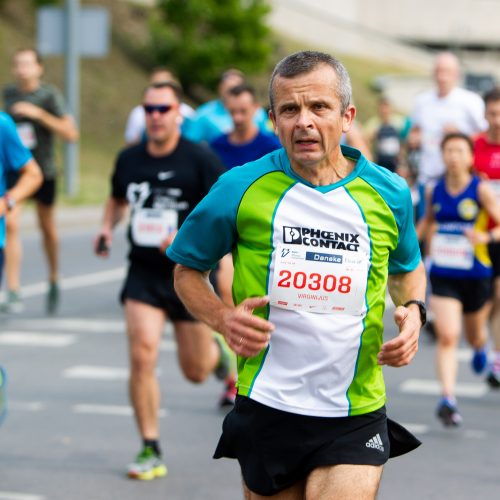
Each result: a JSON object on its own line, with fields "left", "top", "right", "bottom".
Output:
{"left": 168, "top": 51, "right": 426, "bottom": 499}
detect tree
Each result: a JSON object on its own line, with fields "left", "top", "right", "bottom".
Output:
{"left": 150, "top": 0, "right": 274, "bottom": 101}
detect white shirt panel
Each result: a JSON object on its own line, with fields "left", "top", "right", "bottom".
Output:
{"left": 250, "top": 183, "right": 371, "bottom": 416}
{"left": 412, "top": 87, "right": 487, "bottom": 185}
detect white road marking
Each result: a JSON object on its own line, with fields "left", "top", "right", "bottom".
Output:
{"left": 160, "top": 339, "right": 177, "bottom": 352}
{"left": 11, "top": 318, "right": 126, "bottom": 334}
{"left": 400, "top": 423, "right": 429, "bottom": 434}
{"left": 0, "top": 267, "right": 126, "bottom": 301}
{"left": 0, "top": 332, "right": 77, "bottom": 347}
{"left": 10, "top": 318, "right": 174, "bottom": 336}
{"left": 457, "top": 348, "right": 473, "bottom": 362}
{"left": 72, "top": 404, "right": 168, "bottom": 417}
{"left": 9, "top": 401, "right": 46, "bottom": 412}
{"left": 464, "top": 429, "right": 487, "bottom": 439}
{"left": 63, "top": 365, "right": 129, "bottom": 380}
{"left": 400, "top": 379, "right": 488, "bottom": 398}
{"left": 0, "top": 492, "right": 45, "bottom": 500}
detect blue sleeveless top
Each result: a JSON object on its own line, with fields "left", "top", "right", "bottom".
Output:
{"left": 430, "top": 175, "right": 491, "bottom": 279}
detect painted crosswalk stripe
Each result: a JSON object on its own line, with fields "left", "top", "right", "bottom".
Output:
{"left": 72, "top": 404, "right": 168, "bottom": 417}
{"left": 63, "top": 365, "right": 129, "bottom": 380}
{"left": 0, "top": 492, "right": 45, "bottom": 500}
{"left": 400, "top": 379, "right": 488, "bottom": 397}
{"left": 0, "top": 332, "right": 77, "bottom": 347}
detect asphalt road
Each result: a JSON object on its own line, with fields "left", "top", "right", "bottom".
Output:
{"left": 0, "top": 222, "right": 499, "bottom": 500}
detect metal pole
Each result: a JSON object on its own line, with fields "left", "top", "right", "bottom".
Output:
{"left": 64, "top": 0, "right": 80, "bottom": 197}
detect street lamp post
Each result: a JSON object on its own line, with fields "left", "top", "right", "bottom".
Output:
{"left": 64, "top": 0, "right": 80, "bottom": 197}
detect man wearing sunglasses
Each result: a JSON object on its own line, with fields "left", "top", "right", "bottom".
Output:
{"left": 94, "top": 82, "right": 232, "bottom": 480}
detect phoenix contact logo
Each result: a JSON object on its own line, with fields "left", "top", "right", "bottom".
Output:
{"left": 283, "top": 226, "right": 360, "bottom": 251}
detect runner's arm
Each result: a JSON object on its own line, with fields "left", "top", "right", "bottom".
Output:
{"left": 94, "top": 197, "right": 128, "bottom": 256}
{"left": 467, "top": 182, "right": 500, "bottom": 244}
{"left": 381, "top": 261, "right": 426, "bottom": 367}
{"left": 0, "top": 158, "right": 42, "bottom": 216}
{"left": 415, "top": 186, "right": 434, "bottom": 242}
{"left": 10, "top": 102, "right": 79, "bottom": 142}
{"left": 174, "top": 264, "right": 274, "bottom": 357}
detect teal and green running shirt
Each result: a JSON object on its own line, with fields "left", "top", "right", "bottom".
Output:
{"left": 167, "top": 145, "right": 421, "bottom": 417}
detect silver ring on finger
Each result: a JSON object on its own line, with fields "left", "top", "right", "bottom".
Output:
{"left": 239, "top": 336, "right": 244, "bottom": 346}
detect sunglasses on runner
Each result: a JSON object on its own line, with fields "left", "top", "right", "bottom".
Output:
{"left": 143, "top": 104, "right": 177, "bottom": 114}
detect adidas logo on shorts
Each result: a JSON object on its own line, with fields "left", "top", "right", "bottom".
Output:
{"left": 365, "top": 433, "right": 385, "bottom": 452}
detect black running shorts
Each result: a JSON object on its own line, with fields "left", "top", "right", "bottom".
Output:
{"left": 213, "top": 396, "right": 421, "bottom": 496}
{"left": 488, "top": 242, "right": 500, "bottom": 279}
{"left": 430, "top": 274, "right": 492, "bottom": 313}
{"left": 120, "top": 262, "right": 194, "bottom": 322}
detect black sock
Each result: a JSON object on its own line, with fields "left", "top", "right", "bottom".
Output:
{"left": 143, "top": 439, "right": 161, "bottom": 456}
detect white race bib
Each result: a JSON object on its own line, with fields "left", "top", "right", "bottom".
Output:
{"left": 378, "top": 136, "right": 400, "bottom": 156}
{"left": 430, "top": 233, "right": 474, "bottom": 270}
{"left": 131, "top": 208, "right": 177, "bottom": 247}
{"left": 16, "top": 122, "right": 37, "bottom": 149}
{"left": 270, "top": 245, "right": 369, "bottom": 315}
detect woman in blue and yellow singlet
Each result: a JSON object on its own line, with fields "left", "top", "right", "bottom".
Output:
{"left": 420, "top": 132, "right": 500, "bottom": 427}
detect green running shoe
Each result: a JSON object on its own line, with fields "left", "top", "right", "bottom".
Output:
{"left": 46, "top": 282, "right": 60, "bottom": 315}
{"left": 127, "top": 446, "right": 167, "bottom": 480}
{"left": 0, "top": 290, "right": 24, "bottom": 314}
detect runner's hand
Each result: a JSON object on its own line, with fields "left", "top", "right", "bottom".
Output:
{"left": 94, "top": 231, "right": 112, "bottom": 257}
{"left": 378, "top": 305, "right": 421, "bottom": 367}
{"left": 222, "top": 296, "right": 275, "bottom": 358}
{"left": 464, "top": 228, "right": 490, "bottom": 245}
{"left": 159, "top": 230, "right": 177, "bottom": 255}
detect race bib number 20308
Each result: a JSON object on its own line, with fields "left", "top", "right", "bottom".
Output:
{"left": 269, "top": 245, "right": 369, "bottom": 315}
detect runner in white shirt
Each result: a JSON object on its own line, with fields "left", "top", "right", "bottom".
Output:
{"left": 411, "top": 52, "right": 487, "bottom": 186}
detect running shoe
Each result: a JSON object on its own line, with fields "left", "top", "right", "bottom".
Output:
{"left": 0, "top": 366, "right": 7, "bottom": 426}
{"left": 127, "top": 446, "right": 167, "bottom": 480}
{"left": 213, "top": 333, "right": 233, "bottom": 380}
{"left": 486, "top": 371, "right": 500, "bottom": 389}
{"left": 219, "top": 377, "right": 237, "bottom": 407}
{"left": 436, "top": 400, "right": 462, "bottom": 427}
{"left": 0, "top": 291, "right": 24, "bottom": 314}
{"left": 471, "top": 348, "right": 488, "bottom": 374}
{"left": 46, "top": 282, "right": 60, "bottom": 315}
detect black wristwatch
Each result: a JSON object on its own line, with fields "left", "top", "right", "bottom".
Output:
{"left": 403, "top": 300, "right": 426, "bottom": 327}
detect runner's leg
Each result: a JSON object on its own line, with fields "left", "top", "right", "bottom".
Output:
{"left": 432, "top": 295, "right": 462, "bottom": 397}
{"left": 243, "top": 479, "right": 305, "bottom": 500}
{"left": 173, "top": 321, "right": 220, "bottom": 383}
{"left": 305, "top": 464, "right": 383, "bottom": 500}
{"left": 5, "top": 203, "right": 23, "bottom": 294}
{"left": 35, "top": 201, "right": 58, "bottom": 284}
{"left": 125, "top": 299, "right": 165, "bottom": 439}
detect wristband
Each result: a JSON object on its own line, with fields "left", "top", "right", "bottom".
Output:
{"left": 4, "top": 194, "right": 15, "bottom": 211}
{"left": 402, "top": 300, "right": 426, "bottom": 327}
